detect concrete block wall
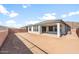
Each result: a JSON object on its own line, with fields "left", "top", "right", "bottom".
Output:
{"left": 0, "top": 30, "right": 8, "bottom": 47}
{"left": 68, "top": 29, "right": 79, "bottom": 39}
{"left": 75, "top": 28, "right": 79, "bottom": 38}
{"left": 9, "top": 29, "right": 27, "bottom": 33}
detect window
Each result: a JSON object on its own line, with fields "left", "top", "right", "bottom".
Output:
{"left": 49, "top": 26, "right": 53, "bottom": 31}
{"left": 54, "top": 25, "right": 57, "bottom": 32}
{"left": 29, "top": 26, "right": 31, "bottom": 31}
{"left": 49, "top": 25, "right": 57, "bottom": 32}
{"left": 33, "top": 25, "right": 38, "bottom": 32}
{"left": 42, "top": 26, "right": 46, "bottom": 33}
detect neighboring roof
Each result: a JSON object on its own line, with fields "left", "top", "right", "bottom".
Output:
{"left": 27, "top": 19, "right": 70, "bottom": 27}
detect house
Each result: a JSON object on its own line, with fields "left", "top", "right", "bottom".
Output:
{"left": 27, "top": 19, "right": 71, "bottom": 37}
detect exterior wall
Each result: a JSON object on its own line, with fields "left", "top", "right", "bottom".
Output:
{"left": 28, "top": 26, "right": 32, "bottom": 33}
{"left": 28, "top": 26, "right": 30, "bottom": 32}
{"left": 41, "top": 23, "right": 69, "bottom": 37}
{"left": 38, "top": 25, "right": 42, "bottom": 34}
{"left": 42, "top": 24, "right": 57, "bottom": 34}
{"left": 28, "top": 25, "right": 42, "bottom": 34}
{"left": 60, "top": 23, "right": 71, "bottom": 35}
{"left": 41, "top": 23, "right": 61, "bottom": 37}
{"left": 28, "top": 22, "right": 71, "bottom": 37}
{"left": 61, "top": 23, "right": 66, "bottom": 35}
{"left": 44, "top": 23, "right": 68, "bottom": 37}
{"left": 47, "top": 30, "right": 57, "bottom": 34}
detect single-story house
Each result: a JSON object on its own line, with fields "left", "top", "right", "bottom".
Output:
{"left": 27, "top": 19, "right": 71, "bottom": 37}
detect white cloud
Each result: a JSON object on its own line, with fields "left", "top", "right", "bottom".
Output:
{"left": 22, "top": 5, "right": 28, "bottom": 8}
{"left": 26, "top": 13, "right": 56, "bottom": 25}
{"left": 61, "top": 11, "right": 79, "bottom": 18}
{"left": 0, "top": 21, "right": 2, "bottom": 25}
{"left": 68, "top": 11, "right": 79, "bottom": 16}
{"left": 61, "top": 14, "right": 67, "bottom": 18}
{"left": 68, "top": 12, "right": 75, "bottom": 16}
{"left": 8, "top": 24, "right": 22, "bottom": 28}
{"left": 14, "top": 24, "right": 22, "bottom": 28}
{"left": 22, "top": 4, "right": 31, "bottom": 8}
{"left": 6, "top": 23, "right": 22, "bottom": 28}
{"left": 5, "top": 20, "right": 22, "bottom": 28}
{"left": 6, "top": 20, "right": 16, "bottom": 24}
{"left": 0, "top": 5, "right": 19, "bottom": 18}
{"left": 25, "top": 20, "right": 40, "bottom": 25}
{"left": 42, "top": 15, "right": 56, "bottom": 20}
{"left": 76, "top": 11, "right": 79, "bottom": 14}
{"left": 39, "top": 13, "right": 56, "bottom": 20}
{"left": 0, "top": 5, "right": 9, "bottom": 15}
{"left": 51, "top": 13, "right": 56, "bottom": 15}
{"left": 23, "top": 6, "right": 27, "bottom": 8}
{"left": 9, "top": 11, "right": 19, "bottom": 18}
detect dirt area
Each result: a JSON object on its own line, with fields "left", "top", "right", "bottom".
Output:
{"left": 0, "top": 33, "right": 33, "bottom": 54}
{"left": 16, "top": 32, "right": 79, "bottom": 54}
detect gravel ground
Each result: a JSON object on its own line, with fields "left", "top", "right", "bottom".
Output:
{"left": 0, "top": 33, "right": 33, "bottom": 54}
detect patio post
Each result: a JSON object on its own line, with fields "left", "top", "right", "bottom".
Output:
{"left": 57, "top": 23, "right": 61, "bottom": 37}
{"left": 31, "top": 26, "right": 33, "bottom": 32}
{"left": 38, "top": 25, "right": 42, "bottom": 34}
{"left": 46, "top": 26, "right": 49, "bottom": 33}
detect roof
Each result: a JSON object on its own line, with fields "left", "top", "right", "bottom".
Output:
{"left": 36, "top": 19, "right": 63, "bottom": 25}
{"left": 27, "top": 19, "right": 70, "bottom": 27}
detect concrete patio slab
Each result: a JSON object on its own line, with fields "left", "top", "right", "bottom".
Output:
{"left": 15, "top": 33, "right": 46, "bottom": 54}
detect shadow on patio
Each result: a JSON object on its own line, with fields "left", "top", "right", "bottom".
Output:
{"left": 0, "top": 33, "right": 33, "bottom": 54}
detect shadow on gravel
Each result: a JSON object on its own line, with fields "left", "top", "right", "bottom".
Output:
{"left": 0, "top": 33, "right": 33, "bottom": 54}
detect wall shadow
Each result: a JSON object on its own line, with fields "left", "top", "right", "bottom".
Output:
{"left": 76, "top": 28, "right": 79, "bottom": 38}
{"left": 0, "top": 32, "right": 33, "bottom": 54}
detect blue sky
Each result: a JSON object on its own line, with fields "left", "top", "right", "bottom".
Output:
{"left": 0, "top": 4, "right": 79, "bottom": 28}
